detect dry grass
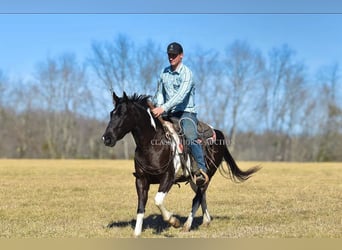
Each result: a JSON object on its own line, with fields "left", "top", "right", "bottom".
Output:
{"left": 0, "top": 159, "right": 341, "bottom": 238}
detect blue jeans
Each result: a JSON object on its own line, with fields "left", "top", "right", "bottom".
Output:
{"left": 170, "top": 112, "right": 207, "bottom": 173}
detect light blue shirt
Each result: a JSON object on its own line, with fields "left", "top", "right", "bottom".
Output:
{"left": 152, "top": 63, "right": 196, "bottom": 114}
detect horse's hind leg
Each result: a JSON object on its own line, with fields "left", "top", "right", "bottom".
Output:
{"left": 183, "top": 184, "right": 203, "bottom": 232}
{"left": 201, "top": 191, "right": 211, "bottom": 226}
{"left": 183, "top": 183, "right": 211, "bottom": 231}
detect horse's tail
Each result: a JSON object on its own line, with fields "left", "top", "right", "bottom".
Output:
{"left": 220, "top": 132, "right": 261, "bottom": 182}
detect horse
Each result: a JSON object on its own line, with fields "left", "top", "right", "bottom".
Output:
{"left": 102, "top": 91, "right": 260, "bottom": 237}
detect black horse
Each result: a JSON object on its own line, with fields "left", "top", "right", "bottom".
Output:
{"left": 102, "top": 92, "right": 260, "bottom": 236}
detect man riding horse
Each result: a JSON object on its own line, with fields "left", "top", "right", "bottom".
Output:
{"left": 102, "top": 42, "right": 261, "bottom": 236}
{"left": 151, "top": 42, "right": 208, "bottom": 186}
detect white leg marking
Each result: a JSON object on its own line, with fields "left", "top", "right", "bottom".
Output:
{"left": 183, "top": 212, "right": 193, "bottom": 231}
{"left": 154, "top": 192, "right": 166, "bottom": 206}
{"left": 134, "top": 213, "right": 144, "bottom": 236}
{"left": 203, "top": 209, "right": 211, "bottom": 225}
{"left": 154, "top": 192, "right": 172, "bottom": 221}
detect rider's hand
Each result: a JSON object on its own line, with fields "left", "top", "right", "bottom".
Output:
{"left": 152, "top": 107, "right": 165, "bottom": 117}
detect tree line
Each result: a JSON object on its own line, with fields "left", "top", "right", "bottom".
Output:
{"left": 0, "top": 34, "right": 341, "bottom": 161}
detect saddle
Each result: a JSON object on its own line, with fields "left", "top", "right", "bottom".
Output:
{"left": 162, "top": 116, "right": 216, "bottom": 179}
{"left": 165, "top": 116, "right": 215, "bottom": 143}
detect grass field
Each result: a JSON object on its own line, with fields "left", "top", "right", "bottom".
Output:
{"left": 0, "top": 159, "right": 341, "bottom": 238}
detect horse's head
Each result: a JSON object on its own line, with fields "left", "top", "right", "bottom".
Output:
{"left": 102, "top": 91, "right": 153, "bottom": 147}
{"left": 102, "top": 92, "right": 136, "bottom": 147}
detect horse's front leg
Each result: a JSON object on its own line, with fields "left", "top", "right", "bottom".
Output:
{"left": 134, "top": 177, "right": 149, "bottom": 237}
{"left": 154, "top": 192, "right": 180, "bottom": 228}
{"left": 154, "top": 175, "right": 180, "bottom": 228}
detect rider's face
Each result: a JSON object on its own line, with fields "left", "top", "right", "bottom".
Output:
{"left": 168, "top": 53, "right": 183, "bottom": 70}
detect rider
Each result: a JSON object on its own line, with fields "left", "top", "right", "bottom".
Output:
{"left": 151, "top": 42, "right": 208, "bottom": 186}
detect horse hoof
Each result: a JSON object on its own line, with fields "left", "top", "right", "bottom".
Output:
{"left": 169, "top": 216, "right": 181, "bottom": 228}
{"left": 182, "top": 225, "right": 191, "bottom": 232}
{"left": 202, "top": 222, "right": 210, "bottom": 227}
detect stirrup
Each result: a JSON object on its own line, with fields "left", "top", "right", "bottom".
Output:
{"left": 194, "top": 169, "right": 209, "bottom": 186}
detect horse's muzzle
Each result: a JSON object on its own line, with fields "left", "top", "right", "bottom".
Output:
{"left": 102, "top": 135, "right": 116, "bottom": 147}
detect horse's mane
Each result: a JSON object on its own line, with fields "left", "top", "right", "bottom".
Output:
{"left": 128, "top": 93, "right": 151, "bottom": 108}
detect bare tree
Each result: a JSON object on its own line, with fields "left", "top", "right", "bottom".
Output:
{"left": 0, "top": 70, "right": 7, "bottom": 111}
{"left": 0, "top": 70, "right": 10, "bottom": 156}
{"left": 262, "top": 44, "right": 307, "bottom": 161}
{"left": 315, "top": 62, "right": 342, "bottom": 161}
{"left": 90, "top": 34, "right": 135, "bottom": 93}
{"left": 33, "top": 53, "right": 91, "bottom": 158}
{"left": 0, "top": 71, "right": 4, "bottom": 128}
{"left": 90, "top": 34, "right": 136, "bottom": 159}
{"left": 188, "top": 48, "right": 223, "bottom": 127}
{"left": 221, "top": 40, "right": 265, "bottom": 153}
{"left": 135, "top": 40, "right": 164, "bottom": 95}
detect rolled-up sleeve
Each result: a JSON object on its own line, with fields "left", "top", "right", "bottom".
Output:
{"left": 152, "top": 77, "right": 164, "bottom": 106}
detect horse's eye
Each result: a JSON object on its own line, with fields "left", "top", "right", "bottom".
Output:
{"left": 111, "top": 106, "right": 121, "bottom": 118}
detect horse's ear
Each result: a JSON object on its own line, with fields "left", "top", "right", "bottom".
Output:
{"left": 123, "top": 91, "right": 128, "bottom": 101}
{"left": 113, "top": 92, "right": 119, "bottom": 105}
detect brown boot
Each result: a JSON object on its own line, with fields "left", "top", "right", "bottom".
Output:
{"left": 194, "top": 169, "right": 209, "bottom": 186}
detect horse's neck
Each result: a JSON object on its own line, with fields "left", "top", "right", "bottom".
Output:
{"left": 131, "top": 112, "right": 163, "bottom": 150}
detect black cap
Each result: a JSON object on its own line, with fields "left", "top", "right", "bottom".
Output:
{"left": 167, "top": 42, "right": 183, "bottom": 54}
